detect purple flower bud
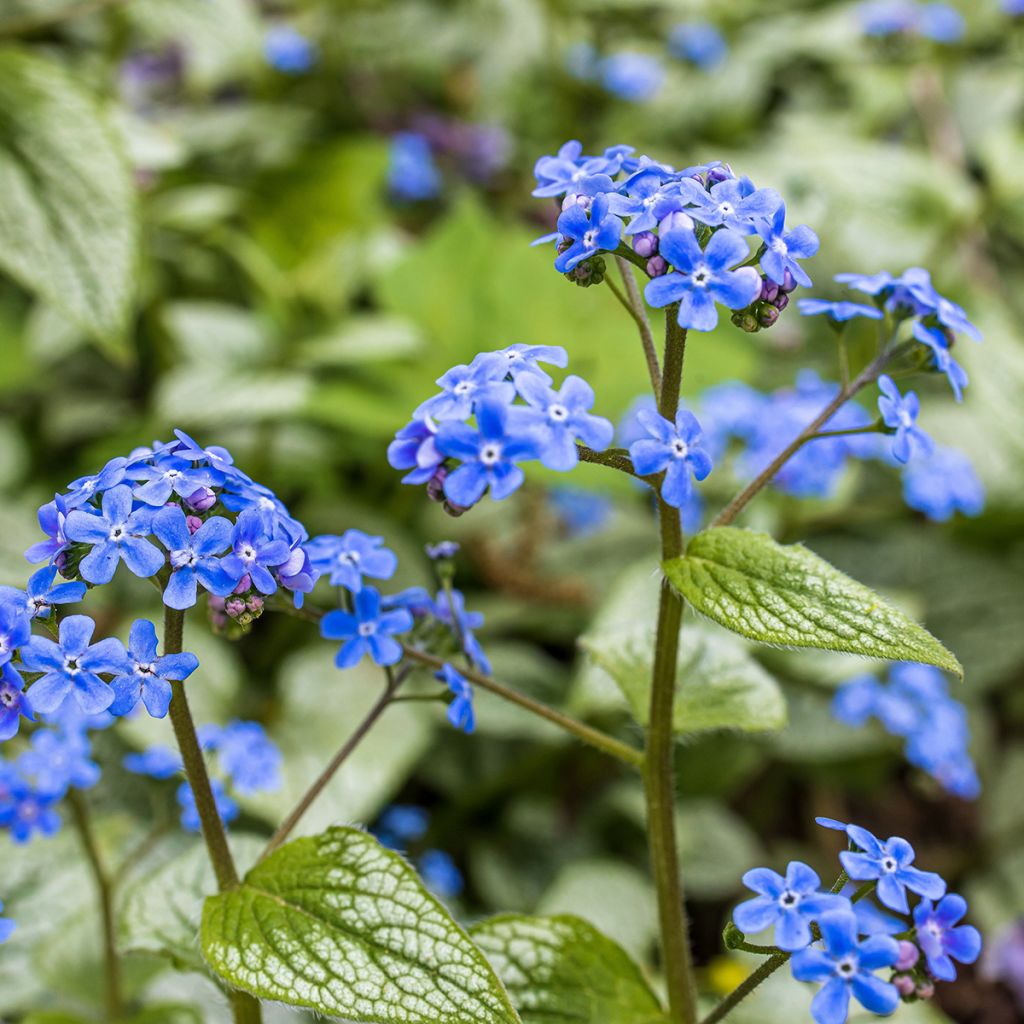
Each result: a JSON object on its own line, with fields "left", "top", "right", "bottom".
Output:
{"left": 426, "top": 466, "right": 448, "bottom": 503}
{"left": 915, "top": 981, "right": 935, "bottom": 1000}
{"left": 774, "top": 292, "right": 789, "bottom": 311}
{"left": 426, "top": 541, "right": 460, "bottom": 560}
{"left": 226, "top": 598, "right": 245, "bottom": 618}
{"left": 247, "top": 596, "right": 264, "bottom": 613}
{"left": 208, "top": 596, "right": 226, "bottom": 611}
{"left": 780, "top": 269, "right": 797, "bottom": 294}
{"left": 55, "top": 552, "right": 68, "bottom": 572}
{"left": 185, "top": 486, "right": 217, "bottom": 512}
{"left": 443, "top": 500, "right": 469, "bottom": 518}
{"left": 659, "top": 210, "right": 695, "bottom": 236}
{"left": 707, "top": 164, "right": 733, "bottom": 184}
{"left": 894, "top": 975, "right": 916, "bottom": 998}
{"left": 632, "top": 231, "right": 659, "bottom": 258}
{"left": 757, "top": 304, "right": 780, "bottom": 328}
{"left": 896, "top": 941, "right": 920, "bottom": 971}
{"left": 646, "top": 255, "right": 668, "bottom": 278}
{"left": 760, "top": 278, "right": 779, "bottom": 303}
{"left": 233, "top": 574, "right": 252, "bottom": 595}
{"left": 186, "top": 515, "right": 203, "bottom": 535}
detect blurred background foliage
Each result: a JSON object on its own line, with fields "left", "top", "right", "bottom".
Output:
{"left": 0, "top": 0, "right": 1022, "bottom": 1021}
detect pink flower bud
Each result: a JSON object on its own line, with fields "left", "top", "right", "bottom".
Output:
{"left": 646, "top": 255, "right": 668, "bottom": 277}
{"left": 226, "top": 598, "right": 245, "bottom": 618}
{"left": 896, "top": 941, "right": 920, "bottom": 971}
{"left": 894, "top": 975, "right": 916, "bottom": 998}
{"left": 915, "top": 981, "right": 935, "bottom": 1000}
{"left": 247, "top": 596, "right": 264, "bottom": 613}
{"left": 632, "top": 231, "right": 659, "bottom": 258}
{"left": 186, "top": 515, "right": 203, "bottom": 535}
{"left": 233, "top": 574, "right": 251, "bottom": 595}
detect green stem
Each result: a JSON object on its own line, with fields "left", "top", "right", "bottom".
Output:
{"left": 612, "top": 256, "right": 662, "bottom": 394}
{"left": 577, "top": 444, "right": 638, "bottom": 477}
{"left": 67, "top": 790, "right": 123, "bottom": 1021}
{"left": 645, "top": 311, "right": 697, "bottom": 1024}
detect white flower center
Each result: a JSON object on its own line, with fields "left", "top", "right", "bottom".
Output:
{"left": 549, "top": 403, "right": 569, "bottom": 423}
{"left": 64, "top": 657, "right": 80, "bottom": 674}
{"left": 480, "top": 443, "right": 503, "bottom": 466}
{"left": 0, "top": 685, "right": 16, "bottom": 708}
{"left": 881, "top": 857, "right": 897, "bottom": 873}
{"left": 171, "top": 548, "right": 197, "bottom": 569}
{"left": 771, "top": 239, "right": 788, "bottom": 255}
{"left": 837, "top": 957, "right": 857, "bottom": 978}
{"left": 779, "top": 890, "right": 801, "bottom": 909}
{"left": 339, "top": 551, "right": 360, "bottom": 566}
{"left": 691, "top": 264, "right": 711, "bottom": 287}
{"left": 136, "top": 662, "right": 156, "bottom": 677}
{"left": 240, "top": 545, "right": 257, "bottom": 562}
{"left": 717, "top": 201, "right": 735, "bottom": 217}
{"left": 582, "top": 229, "right": 598, "bottom": 249}
{"left": 671, "top": 439, "right": 690, "bottom": 459}
{"left": 454, "top": 381, "right": 473, "bottom": 396}
{"left": 358, "top": 621, "right": 376, "bottom": 637}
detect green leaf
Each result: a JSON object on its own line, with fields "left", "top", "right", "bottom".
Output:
{"left": 577, "top": 560, "right": 787, "bottom": 735}
{"left": 664, "top": 528, "right": 962, "bottom": 677}
{"left": 0, "top": 48, "right": 136, "bottom": 355}
{"left": 470, "top": 915, "right": 666, "bottom": 1024}
{"left": 200, "top": 827, "right": 520, "bottom": 1024}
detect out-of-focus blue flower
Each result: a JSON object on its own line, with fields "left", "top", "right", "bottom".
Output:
{"left": 669, "top": 22, "right": 728, "bottom": 69}
{"left": 215, "top": 721, "right": 282, "bottom": 797}
{"left": 321, "top": 587, "right": 413, "bottom": 669}
{"left": 755, "top": 203, "right": 820, "bottom": 288}
{"left": 1004, "top": 0, "right": 1024, "bottom": 16}
{"left": 839, "top": 824, "right": 946, "bottom": 913}
{"left": 438, "top": 663, "right": 474, "bottom": 733}
{"left": 375, "top": 805, "right": 429, "bottom": 848}
{"left": 981, "top": 920, "right": 1024, "bottom": 1008}
{"left": 861, "top": 0, "right": 919, "bottom": 34}
{"left": 834, "top": 270, "right": 897, "bottom": 296}
{"left": 911, "top": 322, "right": 969, "bottom": 401}
{"left": 877, "top": 375, "right": 932, "bottom": 463}
{"left": 0, "top": 665, "right": 32, "bottom": 742}
{"left": 798, "top": 298, "right": 884, "bottom": 324}
{"left": 495, "top": 344, "right": 569, "bottom": 386}
{"left": 629, "top": 407, "right": 713, "bottom": 509}
{"left": 645, "top": 228, "right": 762, "bottom": 331}
{"left": 433, "top": 588, "right": 491, "bottom": 675}
{"left": 901, "top": 445, "right": 984, "bottom": 522}
{"left": 425, "top": 541, "right": 460, "bottom": 561}
{"left": 0, "top": 774, "right": 62, "bottom": 843}
{"left": 415, "top": 352, "right": 513, "bottom": 422}
{"left": 419, "top": 849, "right": 464, "bottom": 899}
{"left": 599, "top": 52, "right": 665, "bottom": 102}
{"left": 388, "top": 418, "right": 443, "bottom": 486}
{"left": 914, "top": 895, "right": 981, "bottom": 980}
{"left": 109, "top": 619, "right": 198, "bottom": 720}
{"left": 388, "top": 133, "right": 442, "bottom": 202}
{"left": 152, "top": 507, "right": 235, "bottom": 610}
{"left": 124, "top": 745, "right": 182, "bottom": 779}
{"left": 554, "top": 194, "right": 624, "bottom": 273}
{"left": 733, "top": 861, "right": 848, "bottom": 951}
{"left": 26, "top": 495, "right": 72, "bottom": 565}
{"left": 177, "top": 778, "right": 238, "bottom": 833}
{"left": 305, "top": 530, "right": 398, "bottom": 594}
{"left": 918, "top": 3, "right": 965, "bottom": 42}
{"left": 516, "top": 374, "right": 614, "bottom": 471}
{"left": 0, "top": 593, "right": 31, "bottom": 668}
{"left": 550, "top": 487, "right": 613, "bottom": 537}
{"left": 676, "top": 177, "right": 780, "bottom": 236}
{"left": 18, "top": 729, "right": 100, "bottom": 798}
{"left": 0, "top": 900, "right": 14, "bottom": 944}
{"left": 791, "top": 911, "right": 900, "bottom": 1024}
{"left": 264, "top": 25, "right": 317, "bottom": 74}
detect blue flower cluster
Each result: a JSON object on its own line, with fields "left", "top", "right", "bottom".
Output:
{"left": 388, "top": 345, "right": 613, "bottom": 511}
{"left": 373, "top": 803, "right": 465, "bottom": 900}
{"left": 733, "top": 818, "right": 980, "bottom": 1024}
{"left": 860, "top": 1, "right": 965, "bottom": 43}
{"left": 832, "top": 662, "right": 979, "bottom": 799}
{"left": 532, "top": 142, "right": 818, "bottom": 331}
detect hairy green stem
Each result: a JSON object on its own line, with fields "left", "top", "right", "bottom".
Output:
{"left": 645, "top": 311, "right": 697, "bottom": 1024}
{"left": 67, "top": 790, "right": 123, "bottom": 1021}
{"left": 613, "top": 256, "right": 662, "bottom": 394}
{"left": 577, "top": 444, "right": 638, "bottom": 477}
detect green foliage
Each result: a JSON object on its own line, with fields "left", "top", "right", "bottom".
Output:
{"left": 471, "top": 914, "right": 666, "bottom": 1024}
{"left": 200, "top": 827, "right": 521, "bottom": 1023}
{"left": 664, "top": 528, "right": 963, "bottom": 676}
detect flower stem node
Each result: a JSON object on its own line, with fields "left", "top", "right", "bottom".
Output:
{"left": 723, "top": 921, "right": 747, "bottom": 950}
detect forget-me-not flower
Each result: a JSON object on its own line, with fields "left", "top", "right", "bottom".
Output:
{"left": 222, "top": 509, "right": 292, "bottom": 595}
{"left": 494, "top": 343, "right": 568, "bottom": 386}
{"left": 25, "top": 495, "right": 72, "bottom": 565}
{"left": 902, "top": 445, "right": 984, "bottom": 521}
{"left": 913, "top": 894, "right": 982, "bottom": 981}
{"left": 877, "top": 375, "right": 932, "bottom": 463}
{"left": 676, "top": 176, "right": 781, "bottom": 235}
{"left": 124, "top": 745, "right": 182, "bottom": 779}
{"left": 20, "top": 565, "right": 86, "bottom": 619}
{"left": 0, "top": 664, "right": 32, "bottom": 741}
{"left": 438, "top": 663, "right": 475, "bottom": 733}
{"left": 109, "top": 619, "right": 199, "bottom": 719}
{"left": 755, "top": 203, "right": 820, "bottom": 287}
{"left": 629, "top": 407, "right": 713, "bottom": 509}
{"left": 64, "top": 457, "right": 127, "bottom": 509}
{"left": 0, "top": 593, "right": 31, "bottom": 667}
{"left": 152, "top": 507, "right": 235, "bottom": 610}
{"left": 798, "top": 299, "right": 884, "bottom": 324}
{"left": 415, "top": 352, "right": 514, "bottom": 422}
{"left": 178, "top": 778, "right": 238, "bottom": 833}
{"left": 18, "top": 729, "right": 99, "bottom": 797}
{"left": 516, "top": 374, "right": 614, "bottom": 471}
{"left": 911, "top": 322, "right": 969, "bottom": 401}
{"left": 554, "top": 194, "right": 624, "bottom": 273}
{"left": 838, "top": 824, "right": 946, "bottom": 913}
{"left": 305, "top": 530, "right": 397, "bottom": 593}
{"left": 320, "top": 586, "right": 413, "bottom": 669}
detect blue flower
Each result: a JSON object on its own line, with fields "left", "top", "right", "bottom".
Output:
{"left": 902, "top": 445, "right": 983, "bottom": 521}
{"left": 0, "top": 901, "right": 14, "bottom": 944}
{"left": 438, "top": 663, "right": 474, "bottom": 733}
{"left": 123, "top": 745, "right": 182, "bottom": 779}
{"left": 64, "top": 457, "right": 127, "bottom": 509}
{"left": 0, "top": 592, "right": 31, "bottom": 667}
{"left": 264, "top": 25, "right": 317, "bottom": 73}
{"left": 215, "top": 720, "right": 282, "bottom": 797}
{"left": 152, "top": 507, "right": 235, "bottom": 610}
{"left": 668, "top": 22, "right": 728, "bottom": 69}
{"left": 415, "top": 352, "right": 514, "bottom": 422}
{"left": 433, "top": 588, "right": 491, "bottom": 674}
{"left": 834, "top": 270, "right": 897, "bottom": 296}
{"left": 606, "top": 171, "right": 689, "bottom": 235}
{"left": 495, "top": 343, "right": 568, "bottom": 386}
{"left": 629, "top": 407, "right": 713, "bottom": 509}
{"left": 861, "top": 0, "right": 918, "bottom": 35}
{"left": 321, "top": 586, "right": 413, "bottom": 669}
{"left": 911, "top": 322, "right": 969, "bottom": 401}
{"left": 436, "top": 398, "right": 540, "bottom": 506}
{"left": 755, "top": 203, "right": 820, "bottom": 287}
{"left": 877, "top": 375, "right": 932, "bottom": 463}
{"left": 275, "top": 545, "right": 318, "bottom": 607}
{"left": 896, "top": 268, "right": 981, "bottom": 339}
{"left": 419, "top": 849, "right": 464, "bottom": 899}
{"left": 388, "top": 133, "right": 442, "bottom": 202}
{"left": 0, "top": 776, "right": 62, "bottom": 843}
{"left": 375, "top": 805, "right": 429, "bottom": 848}
{"left": 550, "top": 487, "right": 613, "bottom": 537}
{"left": 109, "top": 619, "right": 198, "bottom": 719}
{"left": 177, "top": 778, "right": 238, "bottom": 833}
{"left": 516, "top": 374, "right": 614, "bottom": 471}
{"left": 425, "top": 541, "right": 460, "bottom": 561}
{"left": 839, "top": 824, "right": 946, "bottom": 913}
{"left": 918, "top": 3, "right": 965, "bottom": 42}
{"left": 676, "top": 176, "right": 781, "bottom": 235}
{"left": 21, "top": 565, "right": 86, "bottom": 619}
{"left": 791, "top": 911, "right": 900, "bottom": 1024}
{"left": 733, "top": 861, "right": 848, "bottom": 951}
{"left": 129, "top": 455, "right": 222, "bottom": 507}
{"left": 798, "top": 299, "right": 884, "bottom": 323}
{"left": 26, "top": 495, "right": 72, "bottom": 565}
{"left": 63, "top": 485, "right": 164, "bottom": 585}
{"left": 554, "top": 194, "right": 624, "bottom": 273}
{"left": 21, "top": 615, "right": 128, "bottom": 715}
{"left": 599, "top": 52, "right": 665, "bottom": 103}
{"left": 913, "top": 895, "right": 981, "bottom": 981}
{"left": 305, "top": 530, "right": 397, "bottom": 593}
{"left": 532, "top": 140, "right": 631, "bottom": 199}
{"left": 18, "top": 729, "right": 99, "bottom": 797}
{"left": 644, "top": 228, "right": 762, "bottom": 331}
{"left": 0, "top": 664, "right": 32, "bottom": 742}
{"left": 222, "top": 509, "right": 293, "bottom": 596}
{"left": 388, "top": 418, "right": 443, "bottom": 485}
{"left": 171, "top": 429, "right": 235, "bottom": 473}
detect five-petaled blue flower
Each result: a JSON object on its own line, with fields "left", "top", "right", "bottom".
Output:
{"left": 222, "top": 509, "right": 292, "bottom": 595}
{"left": 606, "top": 171, "right": 688, "bottom": 235}
{"left": 305, "top": 529, "right": 398, "bottom": 593}
{"left": 797, "top": 299, "right": 884, "bottom": 323}
{"left": 415, "top": 352, "right": 513, "bottom": 423}
{"left": 18, "top": 729, "right": 99, "bottom": 797}
{"left": 899, "top": 268, "right": 981, "bottom": 341}
{"left": 733, "top": 861, "right": 848, "bottom": 951}
{"left": 629, "top": 408, "right": 713, "bottom": 509}
{"left": 1, "top": 778, "right": 62, "bottom": 844}
{"left": 755, "top": 203, "right": 820, "bottom": 288}
{"left": 437, "top": 663, "right": 475, "bottom": 733}
{"left": 644, "top": 228, "right": 761, "bottom": 331}
{"left": 0, "top": 664, "right": 32, "bottom": 741}
{"left": 436, "top": 399, "right": 540, "bottom": 506}
{"left": 902, "top": 445, "right": 984, "bottom": 522}
{"left": 21, "top": 565, "right": 86, "bottom": 619}
{"left": 913, "top": 894, "right": 981, "bottom": 981}
{"left": 0, "top": 592, "right": 31, "bottom": 667}
{"left": 64, "top": 485, "right": 164, "bottom": 585}
{"left": 517, "top": 374, "right": 614, "bottom": 471}
{"left": 64, "top": 457, "right": 126, "bottom": 509}
{"left": 911, "top": 322, "right": 969, "bottom": 402}
{"left": 790, "top": 910, "right": 900, "bottom": 1024}
{"left": 532, "top": 140, "right": 631, "bottom": 198}
{"left": 21, "top": 615, "right": 127, "bottom": 715}
{"left": 129, "top": 454, "right": 221, "bottom": 507}
{"left": 25, "top": 494, "right": 72, "bottom": 564}
{"left": 495, "top": 343, "right": 568, "bottom": 386}
{"left": 676, "top": 176, "right": 780, "bottom": 235}
{"left": 152, "top": 507, "right": 235, "bottom": 610}
{"left": 214, "top": 720, "right": 282, "bottom": 796}
{"left": 320, "top": 586, "right": 413, "bottom": 669}
{"left": 877, "top": 375, "right": 933, "bottom": 464}
{"left": 109, "top": 619, "right": 199, "bottom": 719}
{"left": 838, "top": 823, "right": 946, "bottom": 914}
{"left": 388, "top": 418, "right": 443, "bottom": 485}
{"left": 554, "top": 194, "right": 624, "bottom": 273}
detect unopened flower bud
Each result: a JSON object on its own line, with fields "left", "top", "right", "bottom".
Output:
{"left": 562, "top": 192, "right": 592, "bottom": 213}
{"left": 780, "top": 269, "right": 797, "bottom": 294}
{"left": 646, "top": 255, "right": 668, "bottom": 278}
{"left": 55, "top": 552, "right": 68, "bottom": 573}
{"left": 757, "top": 304, "right": 780, "bottom": 328}
{"left": 185, "top": 486, "right": 216, "bottom": 512}
{"left": 894, "top": 975, "right": 916, "bottom": 998}
{"left": 774, "top": 292, "right": 790, "bottom": 311}
{"left": 707, "top": 165, "right": 733, "bottom": 185}
{"left": 659, "top": 211, "right": 695, "bottom": 236}
{"left": 186, "top": 515, "right": 203, "bottom": 535}
{"left": 444, "top": 499, "right": 469, "bottom": 518}
{"left": 426, "top": 541, "right": 460, "bottom": 560}
{"left": 760, "top": 278, "right": 779, "bottom": 303}
{"left": 247, "top": 596, "right": 264, "bottom": 614}
{"left": 731, "top": 309, "right": 760, "bottom": 333}
{"left": 426, "top": 467, "right": 448, "bottom": 503}
{"left": 233, "top": 574, "right": 251, "bottom": 595}
{"left": 226, "top": 598, "right": 245, "bottom": 618}
{"left": 895, "top": 942, "right": 920, "bottom": 971}
{"left": 632, "top": 231, "right": 659, "bottom": 258}
{"left": 915, "top": 981, "right": 934, "bottom": 1000}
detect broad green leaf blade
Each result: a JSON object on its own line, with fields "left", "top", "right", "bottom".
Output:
{"left": 470, "top": 914, "right": 666, "bottom": 1024}
{"left": 0, "top": 49, "right": 136, "bottom": 354}
{"left": 577, "top": 560, "right": 786, "bottom": 735}
{"left": 200, "top": 827, "right": 520, "bottom": 1024}
{"left": 664, "top": 528, "right": 962, "bottom": 677}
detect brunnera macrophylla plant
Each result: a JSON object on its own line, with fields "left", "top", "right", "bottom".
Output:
{"left": 0, "top": 143, "right": 984, "bottom": 1024}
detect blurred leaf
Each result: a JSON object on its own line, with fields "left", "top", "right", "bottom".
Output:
{"left": 471, "top": 914, "right": 666, "bottom": 1024}
{"left": 299, "top": 315, "right": 423, "bottom": 368}
{"left": 0, "top": 48, "right": 136, "bottom": 355}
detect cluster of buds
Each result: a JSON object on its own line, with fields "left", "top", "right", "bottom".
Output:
{"left": 731, "top": 269, "right": 800, "bottom": 332}
{"left": 891, "top": 941, "right": 936, "bottom": 1003}
{"left": 425, "top": 466, "right": 471, "bottom": 518}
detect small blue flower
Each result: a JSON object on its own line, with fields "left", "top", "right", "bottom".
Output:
{"left": 834, "top": 270, "right": 897, "bottom": 296}
{"left": 375, "top": 805, "right": 429, "bottom": 848}
{"left": 21, "top": 565, "right": 86, "bottom": 619}
{"left": 419, "top": 849, "right": 464, "bottom": 899}
{"left": 388, "top": 418, "right": 442, "bottom": 485}
{"left": 21, "top": 615, "right": 128, "bottom": 715}
{"left": 222, "top": 509, "right": 293, "bottom": 596}
{"left": 0, "top": 777, "right": 62, "bottom": 843}
{"left": 861, "top": 0, "right": 918, "bottom": 35}
{"left": 152, "top": 507, "right": 235, "bottom": 610}
{"left": 64, "top": 457, "right": 127, "bottom": 509}
{"left": 629, "top": 407, "right": 713, "bottom": 509}
{"left": 18, "top": 729, "right": 99, "bottom": 798}
{"left": 532, "top": 140, "right": 632, "bottom": 199}
{"left": 898, "top": 268, "right": 981, "bottom": 339}
{"left": 321, "top": 587, "right": 413, "bottom": 669}
{"left": 918, "top": 3, "right": 965, "bottom": 42}
{"left": 436, "top": 398, "right": 540, "bottom": 506}
{"left": 516, "top": 374, "right": 614, "bottom": 471}
{"left": 606, "top": 170, "right": 689, "bottom": 235}
{"left": 877, "top": 375, "right": 932, "bottom": 463}
{"left": 264, "top": 25, "right": 317, "bottom": 74}
{"left": 26, "top": 495, "right": 72, "bottom": 565}
{"left": 109, "top": 619, "right": 198, "bottom": 720}
{"left": 0, "top": 664, "right": 32, "bottom": 741}
{"left": 668, "top": 22, "right": 728, "bottom": 70}
{"left": 63, "top": 485, "right": 164, "bottom": 585}
{"left": 388, "top": 133, "right": 442, "bottom": 202}
{"left": 911, "top": 322, "right": 969, "bottom": 401}
{"left": 790, "top": 910, "right": 900, "bottom": 1024}
{"left": 902, "top": 445, "right": 984, "bottom": 521}
{"left": 554, "top": 194, "right": 624, "bottom": 273}
{"left": 839, "top": 824, "right": 946, "bottom": 913}
{"left": 676, "top": 176, "right": 781, "bottom": 235}
{"left": 0, "top": 900, "right": 14, "bottom": 944}
{"left": 798, "top": 298, "right": 884, "bottom": 323}
{"left": 215, "top": 720, "right": 282, "bottom": 797}
{"left": 123, "top": 745, "right": 182, "bottom": 779}
{"left": 495, "top": 343, "right": 568, "bottom": 386}
{"left": 438, "top": 663, "right": 474, "bottom": 733}
{"left": 599, "top": 52, "right": 665, "bottom": 103}
{"left": 177, "top": 778, "right": 238, "bottom": 833}
{"left": 550, "top": 487, "right": 613, "bottom": 537}
{"left": 415, "top": 352, "right": 514, "bottom": 422}
{"left": 0, "top": 592, "right": 31, "bottom": 667}
{"left": 733, "top": 861, "right": 848, "bottom": 951}
{"left": 171, "top": 429, "right": 236, "bottom": 473}
{"left": 305, "top": 530, "right": 397, "bottom": 593}
{"left": 433, "top": 588, "right": 491, "bottom": 674}
{"left": 913, "top": 894, "right": 982, "bottom": 981}
{"left": 644, "top": 228, "right": 762, "bottom": 331}
{"left": 755, "top": 202, "right": 819, "bottom": 288}
{"left": 425, "top": 541, "right": 460, "bottom": 561}
{"left": 129, "top": 455, "right": 221, "bottom": 508}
